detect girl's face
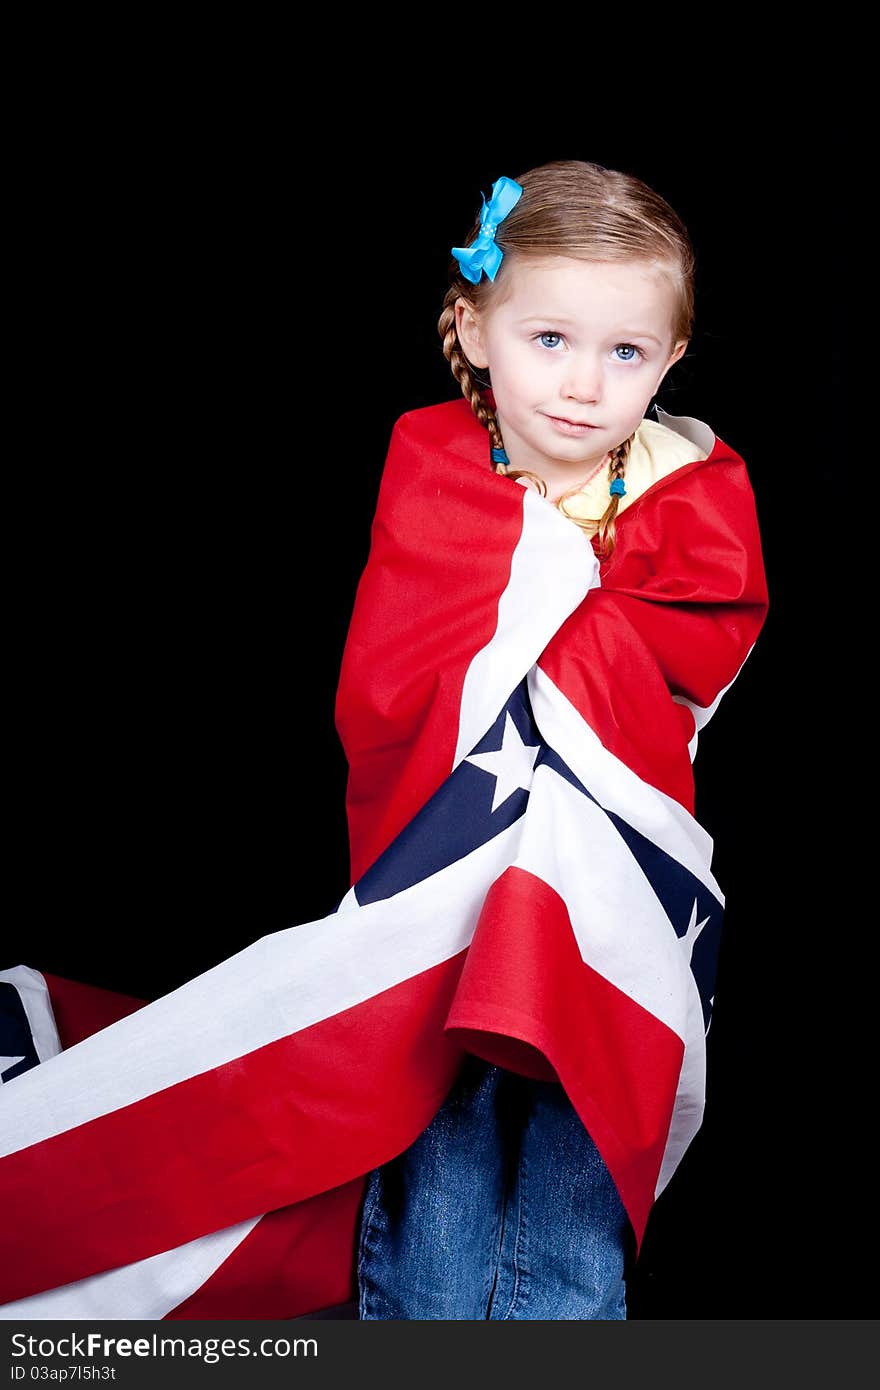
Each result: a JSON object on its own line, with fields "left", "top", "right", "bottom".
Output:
{"left": 455, "top": 256, "right": 688, "bottom": 490}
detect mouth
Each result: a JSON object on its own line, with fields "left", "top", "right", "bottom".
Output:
{"left": 545, "top": 414, "right": 599, "bottom": 431}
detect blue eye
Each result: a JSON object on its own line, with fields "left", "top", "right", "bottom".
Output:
{"left": 532, "top": 333, "right": 645, "bottom": 362}
{"left": 614, "top": 343, "right": 644, "bottom": 363}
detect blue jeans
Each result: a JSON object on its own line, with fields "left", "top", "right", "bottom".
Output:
{"left": 357, "top": 1053, "right": 629, "bottom": 1319}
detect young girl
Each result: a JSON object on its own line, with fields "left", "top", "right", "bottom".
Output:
{"left": 351, "top": 159, "right": 769, "bottom": 1320}
{"left": 0, "top": 159, "right": 768, "bottom": 1325}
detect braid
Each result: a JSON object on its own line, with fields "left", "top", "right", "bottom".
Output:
{"left": 437, "top": 285, "right": 632, "bottom": 562}
{"left": 591, "top": 434, "right": 633, "bottom": 561}
{"left": 438, "top": 289, "right": 504, "bottom": 452}
{"left": 551, "top": 434, "right": 632, "bottom": 561}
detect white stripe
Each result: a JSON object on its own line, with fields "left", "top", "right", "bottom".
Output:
{"left": 654, "top": 970, "right": 708, "bottom": 1197}
{"left": 0, "top": 821, "right": 525, "bottom": 1155}
{"left": 454, "top": 489, "right": 599, "bottom": 769}
{"left": 0, "top": 1215, "right": 262, "bottom": 1321}
{"left": 515, "top": 767, "right": 693, "bottom": 1039}
{"left": 528, "top": 666, "right": 724, "bottom": 904}
{"left": 0, "top": 966, "right": 62, "bottom": 1064}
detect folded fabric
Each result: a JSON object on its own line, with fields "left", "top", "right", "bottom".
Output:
{"left": 0, "top": 397, "right": 769, "bottom": 1318}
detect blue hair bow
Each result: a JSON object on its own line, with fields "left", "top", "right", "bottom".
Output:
{"left": 451, "top": 175, "right": 524, "bottom": 284}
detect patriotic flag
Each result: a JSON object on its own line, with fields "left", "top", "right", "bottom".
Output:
{"left": 0, "top": 397, "right": 769, "bottom": 1319}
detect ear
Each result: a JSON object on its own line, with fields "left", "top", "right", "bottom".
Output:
{"left": 655, "top": 338, "right": 688, "bottom": 390}
{"left": 454, "top": 296, "right": 490, "bottom": 369}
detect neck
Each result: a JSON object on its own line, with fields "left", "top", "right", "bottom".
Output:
{"left": 546, "top": 452, "right": 611, "bottom": 504}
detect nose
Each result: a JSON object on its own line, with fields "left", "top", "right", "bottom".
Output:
{"left": 560, "top": 355, "right": 602, "bottom": 404}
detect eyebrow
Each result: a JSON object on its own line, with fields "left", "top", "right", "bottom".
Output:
{"left": 515, "top": 316, "right": 663, "bottom": 346}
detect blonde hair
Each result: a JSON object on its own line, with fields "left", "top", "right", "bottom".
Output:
{"left": 437, "top": 159, "right": 695, "bottom": 560}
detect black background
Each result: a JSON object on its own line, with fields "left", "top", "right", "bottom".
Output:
{"left": 6, "top": 96, "right": 860, "bottom": 1317}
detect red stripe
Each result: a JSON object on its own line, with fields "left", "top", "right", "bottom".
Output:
{"left": 444, "top": 865, "right": 683, "bottom": 1248}
{"left": 19, "top": 974, "right": 366, "bottom": 1317}
{"left": 166, "top": 1181, "right": 365, "bottom": 1319}
{"left": 0, "top": 957, "right": 470, "bottom": 1304}
{"left": 538, "top": 452, "right": 768, "bottom": 813}
{"left": 539, "top": 592, "right": 699, "bottom": 811}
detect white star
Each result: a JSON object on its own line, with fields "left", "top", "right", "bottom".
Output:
{"left": 465, "top": 712, "right": 541, "bottom": 814}
{"left": 679, "top": 897, "right": 711, "bottom": 966}
{"left": 0, "top": 1055, "right": 25, "bottom": 1081}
